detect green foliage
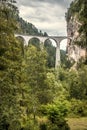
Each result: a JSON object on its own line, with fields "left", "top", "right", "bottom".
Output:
{"left": 0, "top": 0, "right": 24, "bottom": 129}
{"left": 21, "top": 118, "right": 39, "bottom": 130}
{"left": 0, "top": 115, "right": 9, "bottom": 130}
{"left": 66, "top": 0, "right": 83, "bottom": 21}
{"left": 39, "top": 122, "right": 47, "bottom": 130}
{"left": 29, "top": 38, "right": 41, "bottom": 50}
{"left": 67, "top": 66, "right": 87, "bottom": 100}
{"left": 69, "top": 99, "right": 87, "bottom": 117}
{"left": 9, "top": 120, "right": 21, "bottom": 130}
{"left": 60, "top": 50, "right": 75, "bottom": 68}
{"left": 44, "top": 40, "right": 56, "bottom": 68}
{"left": 23, "top": 45, "right": 52, "bottom": 125}
{"left": 0, "top": 0, "right": 87, "bottom": 129}
{"left": 40, "top": 102, "right": 70, "bottom": 130}
{"left": 25, "top": 45, "right": 47, "bottom": 92}
{"left": 46, "top": 104, "right": 68, "bottom": 120}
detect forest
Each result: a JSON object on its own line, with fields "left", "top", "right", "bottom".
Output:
{"left": 0, "top": 0, "right": 87, "bottom": 130}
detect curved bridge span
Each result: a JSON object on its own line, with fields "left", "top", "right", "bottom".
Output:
{"left": 15, "top": 34, "right": 71, "bottom": 67}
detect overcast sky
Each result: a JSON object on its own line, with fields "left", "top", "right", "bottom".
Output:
{"left": 17, "top": 0, "right": 73, "bottom": 36}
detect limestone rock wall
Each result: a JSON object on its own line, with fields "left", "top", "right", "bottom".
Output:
{"left": 67, "top": 16, "right": 86, "bottom": 63}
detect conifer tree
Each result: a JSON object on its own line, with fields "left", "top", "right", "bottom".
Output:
{"left": 0, "top": 0, "right": 23, "bottom": 129}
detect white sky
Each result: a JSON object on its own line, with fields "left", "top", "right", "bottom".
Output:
{"left": 16, "top": 0, "right": 73, "bottom": 50}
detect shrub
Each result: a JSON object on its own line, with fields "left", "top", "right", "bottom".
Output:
{"left": 69, "top": 99, "right": 87, "bottom": 117}
{"left": 40, "top": 102, "right": 70, "bottom": 130}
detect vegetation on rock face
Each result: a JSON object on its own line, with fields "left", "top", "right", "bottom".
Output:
{"left": 66, "top": 0, "right": 87, "bottom": 48}
{"left": 0, "top": 0, "right": 87, "bottom": 130}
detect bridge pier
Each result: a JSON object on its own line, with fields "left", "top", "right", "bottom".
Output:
{"left": 55, "top": 41, "right": 60, "bottom": 68}
{"left": 40, "top": 38, "right": 47, "bottom": 49}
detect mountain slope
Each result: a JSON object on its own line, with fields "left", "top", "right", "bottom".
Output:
{"left": 16, "top": 15, "right": 48, "bottom": 36}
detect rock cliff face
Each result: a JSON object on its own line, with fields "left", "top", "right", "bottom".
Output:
{"left": 67, "top": 17, "right": 86, "bottom": 62}
{"left": 66, "top": 0, "right": 87, "bottom": 64}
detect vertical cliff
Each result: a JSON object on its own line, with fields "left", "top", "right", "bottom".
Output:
{"left": 66, "top": 0, "right": 87, "bottom": 65}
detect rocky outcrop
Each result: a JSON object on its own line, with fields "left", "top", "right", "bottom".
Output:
{"left": 67, "top": 45, "right": 86, "bottom": 62}
{"left": 66, "top": 1, "right": 86, "bottom": 64}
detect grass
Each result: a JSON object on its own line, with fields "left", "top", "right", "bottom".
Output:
{"left": 67, "top": 117, "right": 87, "bottom": 130}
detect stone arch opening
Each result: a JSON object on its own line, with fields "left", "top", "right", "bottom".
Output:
{"left": 28, "top": 37, "right": 41, "bottom": 49}
{"left": 44, "top": 38, "right": 57, "bottom": 47}
{"left": 60, "top": 39, "right": 67, "bottom": 51}
{"left": 59, "top": 38, "right": 72, "bottom": 68}
{"left": 15, "top": 36, "right": 25, "bottom": 56}
{"left": 15, "top": 36, "right": 26, "bottom": 45}
{"left": 44, "top": 38, "right": 56, "bottom": 68}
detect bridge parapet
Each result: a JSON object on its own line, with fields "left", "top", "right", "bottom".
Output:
{"left": 15, "top": 34, "right": 70, "bottom": 45}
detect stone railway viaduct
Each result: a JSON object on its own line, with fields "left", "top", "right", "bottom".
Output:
{"left": 15, "top": 34, "right": 71, "bottom": 67}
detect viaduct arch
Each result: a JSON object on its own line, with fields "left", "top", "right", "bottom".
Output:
{"left": 15, "top": 34, "right": 71, "bottom": 68}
